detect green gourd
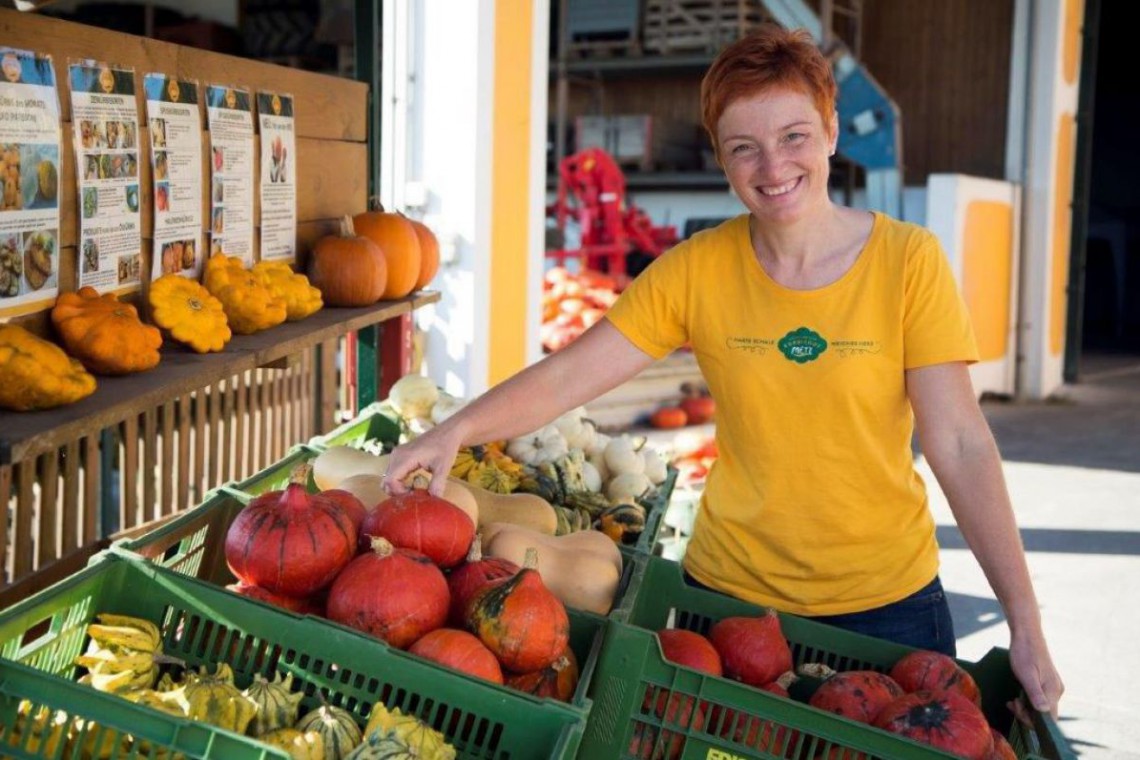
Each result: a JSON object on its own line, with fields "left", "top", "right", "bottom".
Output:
{"left": 294, "top": 702, "right": 363, "bottom": 759}
{"left": 243, "top": 671, "right": 305, "bottom": 736}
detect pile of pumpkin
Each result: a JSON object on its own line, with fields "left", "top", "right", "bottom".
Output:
{"left": 649, "top": 382, "right": 717, "bottom": 430}
{"left": 222, "top": 463, "right": 616, "bottom": 712}
{"left": 0, "top": 254, "right": 322, "bottom": 412}
{"left": 376, "top": 375, "right": 672, "bottom": 543}
{"left": 639, "top": 613, "right": 1018, "bottom": 760}
{"left": 11, "top": 612, "right": 457, "bottom": 758}
{"left": 0, "top": 200, "right": 440, "bottom": 413}
{"left": 540, "top": 266, "right": 620, "bottom": 353}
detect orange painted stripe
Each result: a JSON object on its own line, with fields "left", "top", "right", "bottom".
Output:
{"left": 1050, "top": 114, "right": 1075, "bottom": 357}
{"left": 488, "top": 0, "right": 533, "bottom": 386}
{"left": 962, "top": 200, "right": 1013, "bottom": 362}
{"left": 1063, "top": 0, "right": 1084, "bottom": 85}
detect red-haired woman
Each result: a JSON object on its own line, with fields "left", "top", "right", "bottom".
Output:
{"left": 386, "top": 24, "right": 1062, "bottom": 718}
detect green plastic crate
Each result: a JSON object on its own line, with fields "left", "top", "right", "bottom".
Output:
{"left": 229, "top": 444, "right": 324, "bottom": 496}
{"left": 582, "top": 553, "right": 1075, "bottom": 760}
{"left": 310, "top": 402, "right": 403, "bottom": 451}
{"left": 112, "top": 484, "right": 614, "bottom": 704}
{"left": 0, "top": 553, "right": 594, "bottom": 759}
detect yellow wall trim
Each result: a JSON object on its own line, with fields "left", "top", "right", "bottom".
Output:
{"left": 488, "top": 0, "right": 533, "bottom": 385}
{"left": 963, "top": 200, "right": 1013, "bottom": 362}
{"left": 1050, "top": 113, "right": 1075, "bottom": 357}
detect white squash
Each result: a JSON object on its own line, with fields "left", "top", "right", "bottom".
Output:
{"left": 430, "top": 394, "right": 467, "bottom": 424}
{"left": 506, "top": 425, "right": 569, "bottom": 466}
{"left": 604, "top": 436, "right": 645, "bottom": 476}
{"left": 553, "top": 408, "right": 596, "bottom": 451}
{"left": 642, "top": 448, "right": 668, "bottom": 486}
{"left": 312, "top": 446, "right": 387, "bottom": 491}
{"left": 584, "top": 432, "right": 610, "bottom": 459}
{"left": 388, "top": 374, "right": 439, "bottom": 419}
{"left": 606, "top": 471, "right": 652, "bottom": 502}
{"left": 581, "top": 461, "right": 603, "bottom": 492}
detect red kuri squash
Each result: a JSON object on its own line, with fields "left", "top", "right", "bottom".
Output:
{"left": 408, "top": 628, "right": 503, "bottom": 683}
{"left": 224, "top": 468, "right": 357, "bottom": 597}
{"left": 360, "top": 488, "right": 475, "bottom": 568}
{"left": 809, "top": 670, "right": 905, "bottom": 724}
{"left": 446, "top": 536, "right": 519, "bottom": 626}
{"left": 505, "top": 647, "right": 579, "bottom": 702}
{"left": 326, "top": 537, "right": 449, "bottom": 649}
{"left": 874, "top": 690, "right": 994, "bottom": 760}
{"left": 225, "top": 582, "right": 323, "bottom": 616}
{"left": 318, "top": 488, "right": 368, "bottom": 534}
{"left": 708, "top": 612, "right": 792, "bottom": 688}
{"left": 889, "top": 650, "right": 982, "bottom": 704}
{"left": 657, "top": 629, "right": 722, "bottom": 676}
{"left": 467, "top": 548, "right": 569, "bottom": 672}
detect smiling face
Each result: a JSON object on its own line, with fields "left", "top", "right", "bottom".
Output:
{"left": 717, "top": 86, "right": 837, "bottom": 227}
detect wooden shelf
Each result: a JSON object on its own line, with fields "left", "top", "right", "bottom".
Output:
{"left": 0, "top": 292, "right": 440, "bottom": 466}
{"left": 554, "top": 54, "right": 715, "bottom": 78}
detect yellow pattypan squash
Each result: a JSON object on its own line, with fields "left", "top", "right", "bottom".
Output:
{"left": 0, "top": 324, "right": 97, "bottom": 411}
{"left": 51, "top": 287, "right": 162, "bottom": 375}
{"left": 149, "top": 274, "right": 232, "bottom": 353}
{"left": 252, "top": 261, "right": 323, "bottom": 321}
{"left": 203, "top": 254, "right": 287, "bottom": 335}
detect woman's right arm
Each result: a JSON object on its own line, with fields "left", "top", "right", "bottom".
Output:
{"left": 384, "top": 319, "right": 657, "bottom": 495}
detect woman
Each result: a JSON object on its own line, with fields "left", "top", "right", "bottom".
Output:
{"left": 385, "top": 24, "right": 1062, "bottom": 717}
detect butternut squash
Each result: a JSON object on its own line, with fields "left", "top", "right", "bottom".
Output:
{"left": 335, "top": 471, "right": 478, "bottom": 526}
{"left": 450, "top": 482, "right": 559, "bottom": 535}
{"left": 482, "top": 523, "right": 622, "bottom": 614}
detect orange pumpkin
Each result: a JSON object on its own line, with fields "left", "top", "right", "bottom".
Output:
{"left": 353, "top": 200, "right": 421, "bottom": 299}
{"left": 51, "top": 287, "right": 162, "bottom": 375}
{"left": 309, "top": 216, "right": 388, "bottom": 306}
{"left": 408, "top": 218, "right": 439, "bottom": 290}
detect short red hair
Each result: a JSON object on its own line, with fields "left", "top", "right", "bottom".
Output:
{"left": 700, "top": 24, "right": 837, "bottom": 156}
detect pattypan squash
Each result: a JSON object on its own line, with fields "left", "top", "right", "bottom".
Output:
{"left": 252, "top": 261, "right": 323, "bottom": 321}
{"left": 51, "top": 287, "right": 162, "bottom": 375}
{"left": 0, "top": 324, "right": 97, "bottom": 411}
{"left": 149, "top": 273, "right": 232, "bottom": 353}
{"left": 203, "top": 254, "right": 287, "bottom": 335}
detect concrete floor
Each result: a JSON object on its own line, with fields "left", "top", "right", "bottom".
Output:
{"left": 641, "top": 352, "right": 1140, "bottom": 759}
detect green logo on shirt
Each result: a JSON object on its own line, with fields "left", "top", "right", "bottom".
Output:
{"left": 778, "top": 327, "right": 828, "bottom": 363}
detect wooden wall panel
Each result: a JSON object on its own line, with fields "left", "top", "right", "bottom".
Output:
{"left": 0, "top": 9, "right": 366, "bottom": 141}
{"left": 861, "top": 0, "right": 1014, "bottom": 184}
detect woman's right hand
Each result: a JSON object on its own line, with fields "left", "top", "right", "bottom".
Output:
{"left": 383, "top": 423, "right": 465, "bottom": 497}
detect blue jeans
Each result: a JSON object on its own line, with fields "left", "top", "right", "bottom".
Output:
{"left": 682, "top": 571, "right": 957, "bottom": 656}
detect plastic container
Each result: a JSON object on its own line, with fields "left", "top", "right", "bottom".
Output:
{"left": 0, "top": 553, "right": 595, "bottom": 759}
{"left": 582, "top": 553, "right": 1075, "bottom": 760}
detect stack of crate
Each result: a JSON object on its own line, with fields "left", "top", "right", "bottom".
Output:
{"left": 643, "top": 0, "right": 770, "bottom": 55}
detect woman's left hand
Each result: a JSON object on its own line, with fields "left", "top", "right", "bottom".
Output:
{"left": 1008, "top": 628, "right": 1064, "bottom": 721}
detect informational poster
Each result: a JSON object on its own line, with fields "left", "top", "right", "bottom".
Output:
{"left": 144, "top": 74, "right": 204, "bottom": 278}
{"left": 206, "top": 84, "right": 254, "bottom": 263}
{"left": 0, "top": 48, "right": 62, "bottom": 318}
{"left": 69, "top": 62, "right": 142, "bottom": 293}
{"left": 256, "top": 91, "right": 296, "bottom": 262}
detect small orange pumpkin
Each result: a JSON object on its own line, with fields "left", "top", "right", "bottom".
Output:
{"left": 309, "top": 216, "right": 388, "bottom": 306}
{"left": 408, "top": 218, "right": 439, "bottom": 290}
{"left": 51, "top": 287, "right": 162, "bottom": 375}
{"left": 353, "top": 199, "right": 421, "bottom": 299}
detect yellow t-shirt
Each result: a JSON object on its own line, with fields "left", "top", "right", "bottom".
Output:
{"left": 606, "top": 212, "right": 979, "bottom": 616}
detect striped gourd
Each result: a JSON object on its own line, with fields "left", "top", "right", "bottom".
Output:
{"left": 243, "top": 672, "right": 305, "bottom": 737}
{"left": 294, "top": 703, "right": 363, "bottom": 759}
{"left": 183, "top": 663, "right": 258, "bottom": 735}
